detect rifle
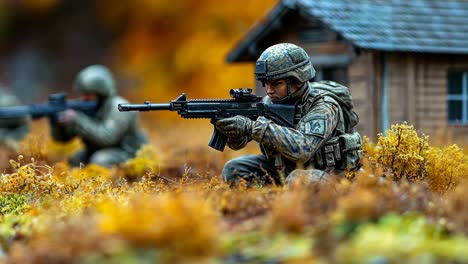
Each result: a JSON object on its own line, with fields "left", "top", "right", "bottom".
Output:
{"left": 0, "top": 93, "right": 98, "bottom": 121}
{"left": 118, "top": 88, "right": 296, "bottom": 151}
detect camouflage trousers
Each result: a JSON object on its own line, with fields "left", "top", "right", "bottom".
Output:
{"left": 69, "top": 148, "right": 133, "bottom": 168}
{"left": 222, "top": 154, "right": 331, "bottom": 186}
{"left": 222, "top": 154, "right": 280, "bottom": 185}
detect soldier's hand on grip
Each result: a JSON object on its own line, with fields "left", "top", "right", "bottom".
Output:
{"left": 215, "top": 115, "right": 253, "bottom": 137}
{"left": 57, "top": 109, "right": 76, "bottom": 125}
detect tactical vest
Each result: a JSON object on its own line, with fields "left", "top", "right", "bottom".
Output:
{"left": 303, "top": 81, "right": 362, "bottom": 171}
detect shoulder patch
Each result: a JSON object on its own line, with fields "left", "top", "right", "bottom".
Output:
{"left": 310, "top": 119, "right": 326, "bottom": 135}
{"left": 298, "top": 115, "right": 328, "bottom": 137}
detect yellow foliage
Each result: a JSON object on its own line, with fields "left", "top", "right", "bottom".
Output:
{"left": 51, "top": 161, "right": 71, "bottom": 182}
{"left": 367, "top": 122, "right": 468, "bottom": 193}
{"left": 361, "top": 135, "right": 377, "bottom": 159}
{"left": 18, "top": 135, "right": 49, "bottom": 163}
{"left": 97, "top": 192, "right": 220, "bottom": 258}
{"left": 425, "top": 145, "right": 468, "bottom": 194}
{"left": 121, "top": 144, "right": 166, "bottom": 180}
{"left": 70, "top": 163, "right": 111, "bottom": 181}
{"left": 47, "top": 138, "right": 82, "bottom": 163}
{"left": 0, "top": 159, "right": 55, "bottom": 196}
{"left": 374, "top": 122, "right": 429, "bottom": 181}
{"left": 1, "top": 121, "right": 467, "bottom": 262}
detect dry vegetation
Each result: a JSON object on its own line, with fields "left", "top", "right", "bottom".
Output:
{"left": 0, "top": 120, "right": 467, "bottom": 264}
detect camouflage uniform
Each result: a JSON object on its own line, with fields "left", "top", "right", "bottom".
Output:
{"left": 219, "top": 43, "right": 361, "bottom": 186}
{"left": 51, "top": 65, "right": 148, "bottom": 167}
{"left": 0, "top": 88, "right": 30, "bottom": 151}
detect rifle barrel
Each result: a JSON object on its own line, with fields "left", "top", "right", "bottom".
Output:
{"left": 0, "top": 106, "right": 30, "bottom": 118}
{"left": 118, "top": 103, "right": 171, "bottom": 112}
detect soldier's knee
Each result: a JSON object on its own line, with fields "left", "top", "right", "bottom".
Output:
{"left": 89, "top": 153, "right": 114, "bottom": 168}
{"left": 222, "top": 160, "right": 236, "bottom": 183}
{"left": 222, "top": 159, "right": 244, "bottom": 184}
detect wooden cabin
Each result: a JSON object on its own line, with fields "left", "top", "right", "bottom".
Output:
{"left": 226, "top": 0, "right": 468, "bottom": 141}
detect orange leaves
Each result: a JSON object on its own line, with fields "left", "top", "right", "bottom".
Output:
{"left": 269, "top": 188, "right": 309, "bottom": 233}
{"left": 338, "top": 187, "right": 380, "bottom": 222}
{"left": 95, "top": 0, "right": 276, "bottom": 105}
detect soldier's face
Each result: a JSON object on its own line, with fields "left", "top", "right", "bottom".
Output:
{"left": 265, "top": 79, "right": 300, "bottom": 100}
{"left": 80, "top": 94, "right": 98, "bottom": 101}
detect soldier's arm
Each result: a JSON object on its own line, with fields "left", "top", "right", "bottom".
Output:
{"left": 226, "top": 136, "right": 251, "bottom": 150}
{"left": 251, "top": 98, "right": 339, "bottom": 163}
{"left": 70, "top": 98, "right": 134, "bottom": 148}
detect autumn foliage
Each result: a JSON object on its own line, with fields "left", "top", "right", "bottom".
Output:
{"left": 94, "top": 0, "right": 278, "bottom": 104}
{"left": 0, "top": 122, "right": 466, "bottom": 263}
{"left": 1, "top": 1, "right": 468, "bottom": 263}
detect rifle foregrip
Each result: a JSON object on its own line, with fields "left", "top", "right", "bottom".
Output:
{"left": 209, "top": 127, "right": 227, "bottom": 152}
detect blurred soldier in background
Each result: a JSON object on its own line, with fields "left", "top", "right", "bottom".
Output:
{"left": 50, "top": 65, "right": 148, "bottom": 167}
{"left": 215, "top": 43, "right": 362, "bottom": 186}
{"left": 0, "top": 86, "right": 30, "bottom": 151}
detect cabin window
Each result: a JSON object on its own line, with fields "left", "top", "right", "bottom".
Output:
{"left": 448, "top": 71, "right": 468, "bottom": 124}
{"left": 314, "top": 67, "right": 349, "bottom": 86}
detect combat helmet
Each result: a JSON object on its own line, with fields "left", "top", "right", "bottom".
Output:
{"left": 255, "top": 43, "right": 315, "bottom": 83}
{"left": 74, "top": 65, "right": 116, "bottom": 97}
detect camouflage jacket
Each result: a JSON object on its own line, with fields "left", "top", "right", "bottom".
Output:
{"left": 0, "top": 89, "right": 30, "bottom": 146}
{"left": 227, "top": 82, "right": 344, "bottom": 173}
{"left": 51, "top": 95, "right": 147, "bottom": 155}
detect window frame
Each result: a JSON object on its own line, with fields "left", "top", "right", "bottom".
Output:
{"left": 448, "top": 71, "right": 468, "bottom": 124}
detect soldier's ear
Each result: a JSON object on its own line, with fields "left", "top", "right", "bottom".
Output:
{"left": 288, "top": 77, "right": 303, "bottom": 88}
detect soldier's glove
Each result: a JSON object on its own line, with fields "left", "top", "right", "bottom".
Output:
{"left": 57, "top": 109, "right": 77, "bottom": 126}
{"left": 215, "top": 115, "right": 253, "bottom": 137}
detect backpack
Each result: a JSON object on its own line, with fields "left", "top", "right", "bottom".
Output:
{"left": 311, "top": 80, "right": 362, "bottom": 171}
